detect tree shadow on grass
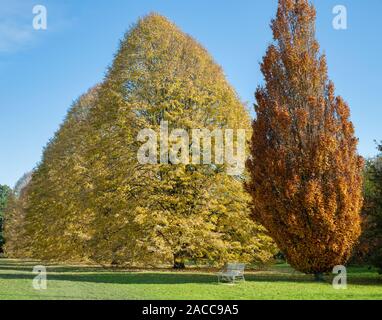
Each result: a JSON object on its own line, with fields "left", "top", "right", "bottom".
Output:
{"left": 0, "top": 259, "right": 122, "bottom": 273}
{"left": 0, "top": 272, "right": 218, "bottom": 285}
{"left": 0, "top": 271, "right": 380, "bottom": 286}
{"left": 0, "top": 264, "right": 107, "bottom": 274}
{"left": 0, "top": 259, "right": 381, "bottom": 286}
{"left": 246, "top": 274, "right": 382, "bottom": 286}
{"left": 0, "top": 259, "right": 204, "bottom": 274}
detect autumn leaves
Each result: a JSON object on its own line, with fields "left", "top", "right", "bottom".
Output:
{"left": 246, "top": 0, "right": 363, "bottom": 274}
{"left": 4, "top": 14, "right": 275, "bottom": 267}
{"left": 4, "top": 1, "right": 362, "bottom": 274}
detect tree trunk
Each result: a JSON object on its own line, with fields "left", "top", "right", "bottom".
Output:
{"left": 173, "top": 254, "right": 186, "bottom": 269}
{"left": 314, "top": 272, "right": 325, "bottom": 282}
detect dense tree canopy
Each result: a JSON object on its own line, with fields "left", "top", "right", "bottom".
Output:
{"left": 7, "top": 14, "right": 276, "bottom": 267}
{"left": 3, "top": 173, "right": 33, "bottom": 257}
{"left": 352, "top": 143, "right": 382, "bottom": 270}
{"left": 0, "top": 185, "right": 12, "bottom": 252}
{"left": 246, "top": 0, "right": 363, "bottom": 275}
{"left": 0, "top": 186, "right": 11, "bottom": 212}
{"left": 17, "top": 88, "right": 100, "bottom": 261}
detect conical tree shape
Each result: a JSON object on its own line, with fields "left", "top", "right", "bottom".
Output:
{"left": 20, "top": 86, "right": 100, "bottom": 261}
{"left": 3, "top": 172, "right": 33, "bottom": 258}
{"left": 14, "top": 14, "right": 276, "bottom": 266}
{"left": 86, "top": 13, "right": 276, "bottom": 266}
{"left": 3, "top": 188, "right": 29, "bottom": 258}
{"left": 246, "top": 0, "right": 363, "bottom": 274}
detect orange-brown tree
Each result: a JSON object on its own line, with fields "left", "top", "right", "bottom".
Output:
{"left": 246, "top": 0, "right": 364, "bottom": 277}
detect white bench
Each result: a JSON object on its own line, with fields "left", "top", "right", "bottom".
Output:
{"left": 217, "top": 263, "right": 246, "bottom": 283}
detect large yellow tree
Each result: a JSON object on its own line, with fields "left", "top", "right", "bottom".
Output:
{"left": 86, "top": 14, "right": 276, "bottom": 267}
{"left": 10, "top": 14, "right": 276, "bottom": 267}
{"left": 246, "top": 0, "right": 363, "bottom": 278}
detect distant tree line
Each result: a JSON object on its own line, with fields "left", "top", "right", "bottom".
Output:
{"left": 352, "top": 143, "right": 382, "bottom": 271}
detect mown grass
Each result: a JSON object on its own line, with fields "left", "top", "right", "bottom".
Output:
{"left": 0, "top": 259, "right": 381, "bottom": 300}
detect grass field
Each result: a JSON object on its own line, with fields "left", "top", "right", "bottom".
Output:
{"left": 0, "top": 259, "right": 381, "bottom": 300}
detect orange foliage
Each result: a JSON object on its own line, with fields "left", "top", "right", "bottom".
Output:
{"left": 246, "top": 0, "right": 364, "bottom": 274}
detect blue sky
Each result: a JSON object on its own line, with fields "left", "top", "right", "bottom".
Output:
{"left": 0, "top": 0, "right": 381, "bottom": 187}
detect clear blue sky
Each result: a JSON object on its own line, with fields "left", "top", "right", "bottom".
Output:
{"left": 1, "top": 0, "right": 381, "bottom": 187}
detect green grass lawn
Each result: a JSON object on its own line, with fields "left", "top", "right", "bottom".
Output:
{"left": 0, "top": 258, "right": 381, "bottom": 300}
